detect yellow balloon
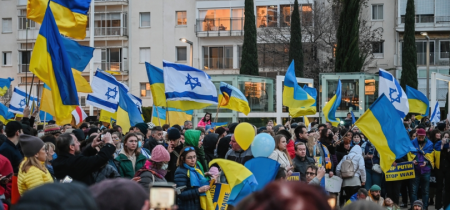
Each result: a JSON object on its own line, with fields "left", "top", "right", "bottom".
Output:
{"left": 234, "top": 122, "right": 255, "bottom": 150}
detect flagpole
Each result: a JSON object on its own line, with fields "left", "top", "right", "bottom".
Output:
{"left": 214, "top": 97, "right": 223, "bottom": 123}
{"left": 166, "top": 102, "right": 170, "bottom": 126}
{"left": 88, "top": 0, "right": 95, "bottom": 116}
{"left": 25, "top": 21, "right": 29, "bottom": 100}
{"left": 155, "top": 106, "right": 161, "bottom": 126}
{"left": 27, "top": 75, "right": 35, "bottom": 104}
{"left": 43, "top": 111, "right": 47, "bottom": 124}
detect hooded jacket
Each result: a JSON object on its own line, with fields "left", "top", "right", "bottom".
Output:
{"left": 184, "top": 130, "right": 209, "bottom": 172}
{"left": 336, "top": 145, "right": 366, "bottom": 183}
{"left": 115, "top": 149, "right": 147, "bottom": 179}
{"left": 202, "top": 133, "right": 218, "bottom": 164}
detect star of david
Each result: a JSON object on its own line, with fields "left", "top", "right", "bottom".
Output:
{"left": 185, "top": 74, "right": 201, "bottom": 90}
{"left": 105, "top": 87, "right": 118, "bottom": 100}
{"left": 19, "top": 98, "right": 26, "bottom": 107}
{"left": 389, "top": 88, "right": 401, "bottom": 103}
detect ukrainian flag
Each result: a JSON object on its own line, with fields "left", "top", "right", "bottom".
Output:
{"left": 27, "top": 0, "right": 91, "bottom": 40}
{"left": 323, "top": 80, "right": 342, "bottom": 123}
{"left": 39, "top": 111, "right": 53, "bottom": 122}
{"left": 0, "top": 77, "right": 14, "bottom": 96}
{"left": 283, "top": 61, "right": 315, "bottom": 112}
{"left": 145, "top": 63, "right": 166, "bottom": 107}
{"left": 0, "top": 103, "right": 14, "bottom": 124}
{"left": 29, "top": 6, "right": 79, "bottom": 125}
{"left": 116, "top": 84, "right": 144, "bottom": 133}
{"left": 209, "top": 159, "right": 258, "bottom": 206}
{"left": 151, "top": 106, "right": 166, "bottom": 126}
{"left": 167, "top": 108, "right": 193, "bottom": 126}
{"left": 355, "top": 94, "right": 416, "bottom": 172}
{"left": 99, "top": 109, "right": 117, "bottom": 124}
{"left": 289, "top": 85, "right": 317, "bottom": 117}
{"left": 406, "top": 85, "right": 429, "bottom": 116}
{"left": 219, "top": 82, "right": 250, "bottom": 115}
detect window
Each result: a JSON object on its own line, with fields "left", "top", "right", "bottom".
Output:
{"left": 93, "top": 13, "right": 126, "bottom": 36}
{"left": 19, "top": 51, "right": 31, "bottom": 72}
{"left": 2, "top": 52, "right": 11, "bottom": 66}
{"left": 18, "top": 9, "right": 35, "bottom": 30}
{"left": 440, "top": 41, "right": 449, "bottom": 59}
{"left": 280, "top": 4, "right": 313, "bottom": 27}
{"left": 140, "top": 12, "right": 150, "bottom": 27}
{"left": 139, "top": 47, "right": 150, "bottom": 63}
{"left": 372, "top": 5, "right": 383, "bottom": 20}
{"left": 372, "top": 42, "right": 384, "bottom": 53}
{"left": 80, "top": 96, "right": 86, "bottom": 106}
{"left": 176, "top": 11, "right": 187, "bottom": 25}
{"left": 101, "top": 48, "right": 122, "bottom": 71}
{"left": 202, "top": 46, "right": 233, "bottom": 70}
{"left": 140, "top": 83, "right": 151, "bottom": 97}
{"left": 199, "top": 9, "right": 231, "bottom": 31}
{"left": 176, "top": 47, "right": 187, "bottom": 61}
{"left": 256, "top": 6, "right": 278, "bottom": 28}
{"left": 2, "top": 18, "right": 12, "bottom": 33}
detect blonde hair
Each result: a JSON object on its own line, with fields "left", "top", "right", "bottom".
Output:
{"left": 274, "top": 134, "right": 292, "bottom": 165}
{"left": 21, "top": 157, "right": 48, "bottom": 174}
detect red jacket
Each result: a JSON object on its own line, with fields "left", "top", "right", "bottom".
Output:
{"left": 0, "top": 154, "right": 13, "bottom": 199}
{"left": 287, "top": 140, "right": 296, "bottom": 160}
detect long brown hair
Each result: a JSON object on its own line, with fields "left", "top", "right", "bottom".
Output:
{"left": 123, "top": 133, "right": 141, "bottom": 156}
{"left": 274, "top": 134, "right": 292, "bottom": 165}
{"left": 21, "top": 157, "right": 47, "bottom": 174}
{"left": 177, "top": 146, "right": 196, "bottom": 167}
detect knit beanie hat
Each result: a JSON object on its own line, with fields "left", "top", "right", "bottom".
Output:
{"left": 135, "top": 123, "right": 149, "bottom": 136}
{"left": 44, "top": 124, "right": 61, "bottom": 135}
{"left": 150, "top": 145, "right": 170, "bottom": 162}
{"left": 21, "top": 124, "right": 31, "bottom": 135}
{"left": 90, "top": 179, "right": 148, "bottom": 210}
{"left": 19, "top": 134, "right": 45, "bottom": 157}
{"left": 413, "top": 200, "right": 423, "bottom": 208}
{"left": 167, "top": 127, "right": 181, "bottom": 140}
{"left": 370, "top": 184, "right": 381, "bottom": 191}
{"left": 88, "top": 128, "right": 99, "bottom": 137}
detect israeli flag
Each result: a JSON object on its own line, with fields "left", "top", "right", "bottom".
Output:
{"left": 8, "top": 87, "right": 39, "bottom": 114}
{"left": 163, "top": 61, "right": 218, "bottom": 104}
{"left": 430, "top": 101, "right": 440, "bottom": 124}
{"left": 86, "top": 69, "right": 120, "bottom": 113}
{"left": 129, "top": 93, "right": 143, "bottom": 114}
{"left": 378, "top": 68, "right": 409, "bottom": 118}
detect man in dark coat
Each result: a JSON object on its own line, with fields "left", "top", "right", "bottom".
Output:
{"left": 165, "top": 128, "right": 184, "bottom": 182}
{"left": 53, "top": 133, "right": 115, "bottom": 186}
{"left": 217, "top": 123, "right": 238, "bottom": 159}
{"left": 293, "top": 142, "right": 315, "bottom": 182}
{"left": 144, "top": 126, "right": 164, "bottom": 153}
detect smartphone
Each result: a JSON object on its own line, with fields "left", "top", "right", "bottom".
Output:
{"left": 1, "top": 173, "right": 12, "bottom": 180}
{"left": 150, "top": 183, "right": 176, "bottom": 209}
{"left": 62, "top": 176, "right": 73, "bottom": 183}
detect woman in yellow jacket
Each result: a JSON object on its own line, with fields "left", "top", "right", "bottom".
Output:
{"left": 18, "top": 134, "right": 53, "bottom": 195}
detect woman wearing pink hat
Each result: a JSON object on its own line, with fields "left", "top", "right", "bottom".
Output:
{"left": 135, "top": 145, "right": 170, "bottom": 190}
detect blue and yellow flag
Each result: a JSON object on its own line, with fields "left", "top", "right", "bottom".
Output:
{"left": 289, "top": 85, "right": 317, "bottom": 117}
{"left": 355, "top": 94, "right": 416, "bottom": 173}
{"left": 27, "top": 0, "right": 91, "bottom": 39}
{"left": 116, "top": 84, "right": 144, "bottom": 133}
{"left": 40, "top": 84, "right": 54, "bottom": 116}
{"left": 209, "top": 159, "right": 258, "bottom": 206}
{"left": 151, "top": 106, "right": 193, "bottom": 126}
{"left": 323, "top": 80, "right": 342, "bottom": 123}
{"left": 0, "top": 77, "right": 14, "bottom": 96}
{"left": 99, "top": 109, "right": 117, "bottom": 124}
{"left": 39, "top": 111, "right": 53, "bottom": 122}
{"left": 0, "top": 103, "right": 14, "bottom": 124}
{"left": 219, "top": 82, "right": 250, "bottom": 115}
{"left": 29, "top": 6, "right": 79, "bottom": 125}
{"left": 145, "top": 63, "right": 166, "bottom": 107}
{"left": 406, "top": 85, "right": 429, "bottom": 116}
{"left": 283, "top": 61, "right": 315, "bottom": 113}
{"left": 152, "top": 106, "right": 166, "bottom": 126}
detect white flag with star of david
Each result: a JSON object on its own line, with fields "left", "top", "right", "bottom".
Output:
{"left": 86, "top": 69, "right": 120, "bottom": 113}
{"left": 378, "top": 68, "right": 409, "bottom": 119}
{"left": 8, "top": 86, "right": 39, "bottom": 114}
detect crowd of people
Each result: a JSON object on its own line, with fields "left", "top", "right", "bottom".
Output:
{"left": 0, "top": 108, "right": 448, "bottom": 210}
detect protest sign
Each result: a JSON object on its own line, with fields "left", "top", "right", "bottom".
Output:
{"left": 210, "top": 183, "right": 231, "bottom": 210}
{"left": 287, "top": 172, "right": 301, "bottom": 181}
{"left": 385, "top": 161, "right": 415, "bottom": 181}
{"left": 325, "top": 174, "right": 343, "bottom": 193}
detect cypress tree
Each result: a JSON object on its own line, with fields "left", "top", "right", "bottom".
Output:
{"left": 240, "top": 0, "right": 259, "bottom": 75}
{"left": 334, "top": 0, "right": 364, "bottom": 72}
{"left": 289, "top": 0, "right": 304, "bottom": 77}
{"left": 400, "top": 0, "right": 418, "bottom": 89}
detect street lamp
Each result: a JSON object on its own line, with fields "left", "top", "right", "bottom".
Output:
{"left": 179, "top": 38, "right": 193, "bottom": 67}
{"left": 421, "top": 32, "right": 430, "bottom": 99}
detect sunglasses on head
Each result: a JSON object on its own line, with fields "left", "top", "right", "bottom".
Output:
{"left": 184, "top": 146, "right": 195, "bottom": 151}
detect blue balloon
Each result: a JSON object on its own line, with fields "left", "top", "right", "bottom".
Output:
{"left": 251, "top": 133, "right": 275, "bottom": 158}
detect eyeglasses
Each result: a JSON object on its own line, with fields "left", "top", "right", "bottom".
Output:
{"left": 306, "top": 172, "right": 316, "bottom": 176}
{"left": 186, "top": 155, "right": 197, "bottom": 160}
{"left": 184, "top": 147, "right": 195, "bottom": 151}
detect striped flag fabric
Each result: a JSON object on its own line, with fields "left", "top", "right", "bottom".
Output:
{"left": 72, "top": 106, "right": 87, "bottom": 125}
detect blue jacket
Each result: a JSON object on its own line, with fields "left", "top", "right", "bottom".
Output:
{"left": 174, "top": 165, "right": 201, "bottom": 210}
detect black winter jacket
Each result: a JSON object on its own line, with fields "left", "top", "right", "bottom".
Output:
{"left": 174, "top": 165, "right": 202, "bottom": 210}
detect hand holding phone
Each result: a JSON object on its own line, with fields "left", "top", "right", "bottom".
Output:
{"left": 150, "top": 183, "right": 176, "bottom": 209}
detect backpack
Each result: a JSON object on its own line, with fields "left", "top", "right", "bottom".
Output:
{"left": 340, "top": 155, "right": 359, "bottom": 179}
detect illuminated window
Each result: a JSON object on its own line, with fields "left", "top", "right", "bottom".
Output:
{"left": 256, "top": 6, "right": 277, "bottom": 28}
{"left": 177, "top": 11, "right": 187, "bottom": 25}
{"left": 140, "top": 83, "right": 151, "bottom": 97}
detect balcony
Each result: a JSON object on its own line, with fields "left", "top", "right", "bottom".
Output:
{"left": 398, "top": 16, "right": 450, "bottom": 29}
{"left": 86, "top": 26, "right": 128, "bottom": 39}
{"left": 398, "top": 52, "right": 435, "bottom": 66}
{"left": 94, "top": 0, "right": 128, "bottom": 5}
{"left": 19, "top": 64, "right": 29, "bottom": 73}
{"left": 195, "top": 18, "right": 244, "bottom": 37}
{"left": 204, "top": 58, "right": 233, "bottom": 70}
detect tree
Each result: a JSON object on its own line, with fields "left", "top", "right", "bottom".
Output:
{"left": 289, "top": 0, "right": 304, "bottom": 77}
{"left": 400, "top": 0, "right": 418, "bottom": 89}
{"left": 240, "top": 0, "right": 259, "bottom": 75}
{"left": 334, "top": 0, "right": 365, "bottom": 72}
{"left": 142, "top": 107, "right": 152, "bottom": 123}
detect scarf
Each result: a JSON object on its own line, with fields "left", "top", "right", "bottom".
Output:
{"left": 183, "top": 163, "right": 214, "bottom": 210}
{"left": 314, "top": 142, "right": 332, "bottom": 170}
